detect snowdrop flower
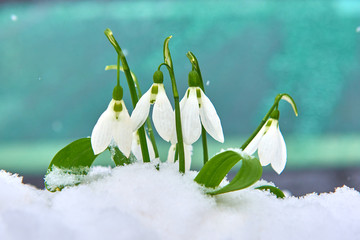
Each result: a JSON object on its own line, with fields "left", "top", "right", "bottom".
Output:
{"left": 243, "top": 110, "right": 286, "bottom": 174}
{"left": 91, "top": 85, "right": 132, "bottom": 157}
{"left": 167, "top": 143, "right": 193, "bottom": 171}
{"left": 180, "top": 70, "right": 224, "bottom": 145}
{"left": 131, "top": 70, "right": 174, "bottom": 142}
{"left": 131, "top": 131, "right": 155, "bottom": 161}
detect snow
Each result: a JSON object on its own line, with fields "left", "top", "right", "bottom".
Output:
{"left": 1, "top": 163, "right": 360, "bottom": 240}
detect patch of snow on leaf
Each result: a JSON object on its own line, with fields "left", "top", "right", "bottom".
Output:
{"left": 44, "top": 166, "right": 111, "bottom": 191}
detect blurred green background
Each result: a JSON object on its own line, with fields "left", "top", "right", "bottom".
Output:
{"left": 1, "top": 0, "right": 360, "bottom": 178}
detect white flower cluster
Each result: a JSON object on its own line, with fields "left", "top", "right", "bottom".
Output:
{"left": 91, "top": 70, "right": 224, "bottom": 170}
{"left": 90, "top": 71, "right": 288, "bottom": 174}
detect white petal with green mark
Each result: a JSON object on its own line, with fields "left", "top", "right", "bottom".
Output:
{"left": 199, "top": 89, "right": 224, "bottom": 143}
{"left": 113, "top": 102, "right": 133, "bottom": 157}
{"left": 258, "top": 120, "right": 287, "bottom": 174}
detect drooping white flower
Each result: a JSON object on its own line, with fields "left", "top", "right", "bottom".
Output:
{"left": 167, "top": 143, "right": 193, "bottom": 171}
{"left": 131, "top": 70, "right": 174, "bottom": 142}
{"left": 91, "top": 99, "right": 132, "bottom": 157}
{"left": 179, "top": 71, "right": 224, "bottom": 145}
{"left": 131, "top": 131, "right": 156, "bottom": 162}
{"left": 243, "top": 113, "right": 286, "bottom": 174}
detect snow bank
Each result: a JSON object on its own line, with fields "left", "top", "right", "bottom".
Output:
{"left": 1, "top": 163, "right": 360, "bottom": 240}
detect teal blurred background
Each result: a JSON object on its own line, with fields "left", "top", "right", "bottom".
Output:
{"left": 1, "top": 0, "right": 360, "bottom": 187}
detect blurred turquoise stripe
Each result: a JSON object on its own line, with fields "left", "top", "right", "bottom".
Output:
{"left": 1, "top": 135, "right": 360, "bottom": 174}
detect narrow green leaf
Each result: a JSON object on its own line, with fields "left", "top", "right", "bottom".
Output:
{"left": 195, "top": 150, "right": 262, "bottom": 195}
{"left": 163, "top": 35, "right": 173, "bottom": 68}
{"left": 105, "top": 65, "right": 137, "bottom": 84}
{"left": 208, "top": 156, "right": 262, "bottom": 195}
{"left": 279, "top": 93, "right": 298, "bottom": 116}
{"left": 256, "top": 185, "right": 286, "bottom": 199}
{"left": 186, "top": 51, "right": 196, "bottom": 67}
{"left": 195, "top": 150, "right": 243, "bottom": 188}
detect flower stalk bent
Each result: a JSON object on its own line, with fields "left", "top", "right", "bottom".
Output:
{"left": 104, "top": 28, "right": 150, "bottom": 163}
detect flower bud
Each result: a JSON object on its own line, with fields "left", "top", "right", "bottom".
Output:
{"left": 270, "top": 109, "right": 280, "bottom": 120}
{"left": 112, "top": 85, "right": 123, "bottom": 101}
{"left": 153, "top": 70, "right": 164, "bottom": 84}
{"left": 188, "top": 70, "right": 200, "bottom": 87}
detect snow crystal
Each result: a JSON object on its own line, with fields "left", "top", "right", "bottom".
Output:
{"left": 1, "top": 164, "right": 360, "bottom": 240}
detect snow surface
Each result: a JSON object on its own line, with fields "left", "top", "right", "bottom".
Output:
{"left": 1, "top": 162, "right": 360, "bottom": 240}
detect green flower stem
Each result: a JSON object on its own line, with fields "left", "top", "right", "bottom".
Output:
{"left": 117, "top": 55, "right": 120, "bottom": 86}
{"left": 105, "top": 64, "right": 160, "bottom": 159}
{"left": 240, "top": 93, "right": 298, "bottom": 150}
{"left": 186, "top": 51, "right": 208, "bottom": 165}
{"left": 104, "top": 28, "right": 150, "bottom": 163}
{"left": 132, "top": 73, "right": 160, "bottom": 158}
{"left": 240, "top": 103, "right": 277, "bottom": 150}
{"left": 159, "top": 63, "right": 186, "bottom": 173}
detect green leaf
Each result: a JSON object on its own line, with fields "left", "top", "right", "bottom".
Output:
{"left": 105, "top": 65, "right": 138, "bottom": 84}
{"left": 163, "top": 35, "right": 173, "bottom": 68}
{"left": 256, "top": 185, "right": 286, "bottom": 199}
{"left": 195, "top": 150, "right": 243, "bottom": 188}
{"left": 45, "top": 138, "right": 99, "bottom": 191}
{"left": 208, "top": 156, "right": 262, "bottom": 195}
{"left": 47, "top": 138, "right": 98, "bottom": 170}
{"left": 195, "top": 150, "right": 263, "bottom": 195}
{"left": 186, "top": 51, "right": 196, "bottom": 68}
{"left": 109, "top": 145, "right": 132, "bottom": 166}
{"left": 279, "top": 93, "right": 298, "bottom": 116}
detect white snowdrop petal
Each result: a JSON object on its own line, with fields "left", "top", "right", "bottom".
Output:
{"left": 91, "top": 106, "right": 115, "bottom": 155}
{"left": 181, "top": 88, "right": 201, "bottom": 145}
{"left": 131, "top": 132, "right": 142, "bottom": 162}
{"left": 169, "top": 126, "right": 177, "bottom": 145}
{"left": 198, "top": 89, "right": 224, "bottom": 143}
{"left": 257, "top": 122, "right": 279, "bottom": 167}
{"left": 113, "top": 103, "right": 133, "bottom": 157}
{"left": 131, "top": 89, "right": 151, "bottom": 131}
{"left": 271, "top": 126, "right": 287, "bottom": 174}
{"left": 146, "top": 132, "right": 156, "bottom": 160}
{"left": 167, "top": 143, "right": 192, "bottom": 170}
{"left": 179, "top": 89, "right": 188, "bottom": 109}
{"left": 131, "top": 131, "right": 156, "bottom": 161}
{"left": 167, "top": 144, "right": 176, "bottom": 163}
{"left": 170, "top": 91, "right": 188, "bottom": 144}
{"left": 152, "top": 85, "right": 175, "bottom": 142}
{"left": 243, "top": 121, "right": 268, "bottom": 155}
{"left": 184, "top": 144, "right": 193, "bottom": 171}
